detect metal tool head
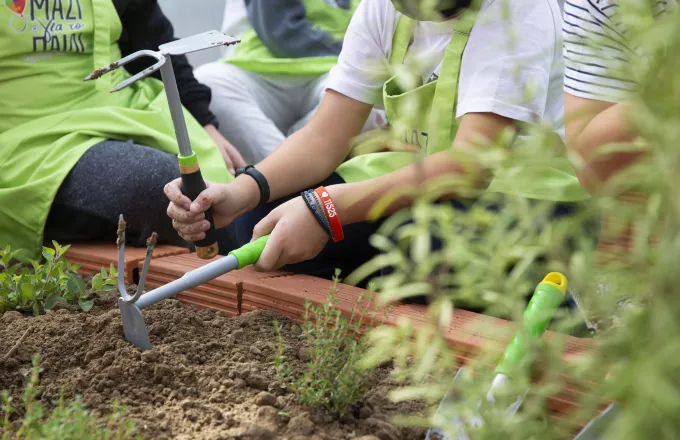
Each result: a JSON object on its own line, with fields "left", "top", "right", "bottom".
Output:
{"left": 424, "top": 368, "right": 527, "bottom": 440}
{"left": 158, "top": 30, "right": 239, "bottom": 56}
{"left": 116, "top": 215, "right": 155, "bottom": 305}
{"left": 116, "top": 215, "right": 157, "bottom": 350}
{"left": 118, "top": 298, "right": 152, "bottom": 350}
{"left": 84, "top": 30, "right": 239, "bottom": 92}
{"left": 572, "top": 403, "right": 621, "bottom": 440}
{"left": 425, "top": 367, "right": 471, "bottom": 440}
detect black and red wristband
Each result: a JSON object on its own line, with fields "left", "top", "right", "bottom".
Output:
{"left": 314, "top": 186, "right": 344, "bottom": 242}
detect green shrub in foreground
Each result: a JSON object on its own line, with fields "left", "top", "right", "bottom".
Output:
{"left": 342, "top": 1, "right": 680, "bottom": 439}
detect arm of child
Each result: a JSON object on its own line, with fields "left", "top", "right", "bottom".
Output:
{"left": 330, "top": 112, "right": 513, "bottom": 225}
{"left": 561, "top": 0, "right": 645, "bottom": 193}
{"left": 564, "top": 95, "right": 642, "bottom": 192}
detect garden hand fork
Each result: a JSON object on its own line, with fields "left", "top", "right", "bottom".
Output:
{"left": 115, "top": 215, "right": 270, "bottom": 350}
{"left": 425, "top": 273, "right": 568, "bottom": 440}
{"left": 85, "top": 30, "right": 240, "bottom": 259}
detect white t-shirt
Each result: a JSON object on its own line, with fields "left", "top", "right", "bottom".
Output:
{"left": 220, "top": 0, "right": 249, "bottom": 58}
{"left": 563, "top": 0, "right": 677, "bottom": 103}
{"left": 326, "top": 0, "right": 566, "bottom": 135}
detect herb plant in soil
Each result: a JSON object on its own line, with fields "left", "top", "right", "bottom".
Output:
{"left": 274, "top": 272, "right": 390, "bottom": 418}
{"left": 0, "top": 241, "right": 117, "bottom": 315}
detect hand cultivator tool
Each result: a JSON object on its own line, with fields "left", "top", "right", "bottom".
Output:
{"left": 85, "top": 31, "right": 240, "bottom": 260}
{"left": 116, "top": 215, "right": 269, "bottom": 350}
{"left": 572, "top": 403, "right": 621, "bottom": 440}
{"left": 425, "top": 272, "right": 568, "bottom": 440}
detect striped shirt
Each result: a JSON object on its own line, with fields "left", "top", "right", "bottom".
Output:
{"left": 563, "top": 0, "right": 676, "bottom": 102}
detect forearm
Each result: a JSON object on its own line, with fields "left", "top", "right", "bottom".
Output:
{"left": 568, "top": 101, "right": 643, "bottom": 190}
{"left": 231, "top": 91, "right": 373, "bottom": 211}
{"left": 329, "top": 112, "right": 511, "bottom": 225}
{"left": 329, "top": 150, "right": 469, "bottom": 225}
{"left": 252, "top": 126, "right": 353, "bottom": 200}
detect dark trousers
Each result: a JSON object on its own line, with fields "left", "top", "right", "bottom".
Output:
{"left": 45, "top": 140, "right": 238, "bottom": 252}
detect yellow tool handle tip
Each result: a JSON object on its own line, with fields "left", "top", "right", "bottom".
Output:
{"left": 541, "top": 272, "right": 568, "bottom": 294}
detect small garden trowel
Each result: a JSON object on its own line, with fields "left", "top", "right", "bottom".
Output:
{"left": 116, "top": 215, "right": 269, "bottom": 350}
{"left": 425, "top": 272, "right": 568, "bottom": 440}
{"left": 85, "top": 30, "right": 240, "bottom": 260}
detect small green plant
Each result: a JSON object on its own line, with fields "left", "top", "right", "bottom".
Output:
{"left": 273, "top": 270, "right": 390, "bottom": 416}
{"left": 0, "top": 241, "right": 117, "bottom": 315}
{"left": 1, "top": 354, "right": 140, "bottom": 440}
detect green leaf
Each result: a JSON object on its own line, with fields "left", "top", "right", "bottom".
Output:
{"left": 91, "top": 273, "right": 102, "bottom": 290}
{"left": 44, "top": 294, "right": 67, "bottom": 311}
{"left": 20, "top": 283, "right": 35, "bottom": 301}
{"left": 67, "top": 274, "right": 86, "bottom": 295}
{"left": 78, "top": 300, "right": 94, "bottom": 312}
{"left": 41, "top": 247, "right": 54, "bottom": 263}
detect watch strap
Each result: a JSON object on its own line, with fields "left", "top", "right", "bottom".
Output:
{"left": 236, "top": 165, "right": 270, "bottom": 208}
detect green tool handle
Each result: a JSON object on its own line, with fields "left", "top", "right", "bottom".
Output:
{"left": 494, "top": 272, "right": 567, "bottom": 377}
{"left": 178, "top": 153, "right": 218, "bottom": 259}
{"left": 229, "top": 234, "right": 270, "bottom": 268}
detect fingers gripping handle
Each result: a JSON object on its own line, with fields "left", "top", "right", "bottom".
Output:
{"left": 494, "top": 272, "right": 567, "bottom": 377}
{"left": 179, "top": 153, "right": 218, "bottom": 259}
{"left": 229, "top": 235, "right": 269, "bottom": 269}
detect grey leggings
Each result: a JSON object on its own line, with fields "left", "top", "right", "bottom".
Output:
{"left": 44, "top": 140, "right": 236, "bottom": 252}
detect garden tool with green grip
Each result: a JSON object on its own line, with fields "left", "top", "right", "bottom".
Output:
{"left": 115, "top": 213, "right": 270, "bottom": 350}
{"left": 425, "top": 272, "right": 568, "bottom": 440}
{"left": 85, "top": 31, "right": 240, "bottom": 260}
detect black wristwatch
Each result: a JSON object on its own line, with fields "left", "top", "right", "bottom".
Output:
{"left": 235, "top": 165, "right": 270, "bottom": 208}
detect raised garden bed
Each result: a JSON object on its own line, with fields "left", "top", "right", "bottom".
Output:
{"left": 0, "top": 286, "right": 428, "bottom": 440}
{"left": 0, "top": 240, "right": 609, "bottom": 439}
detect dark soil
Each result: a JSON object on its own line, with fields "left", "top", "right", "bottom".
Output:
{"left": 0, "top": 288, "right": 427, "bottom": 440}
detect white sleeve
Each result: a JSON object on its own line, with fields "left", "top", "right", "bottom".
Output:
{"left": 325, "top": 0, "right": 394, "bottom": 105}
{"left": 562, "top": 0, "right": 636, "bottom": 103}
{"left": 456, "top": 0, "right": 560, "bottom": 124}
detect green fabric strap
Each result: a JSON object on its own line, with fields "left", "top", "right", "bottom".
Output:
{"left": 389, "top": 15, "right": 416, "bottom": 66}
{"left": 428, "top": 7, "right": 477, "bottom": 151}
{"left": 92, "top": 0, "right": 113, "bottom": 92}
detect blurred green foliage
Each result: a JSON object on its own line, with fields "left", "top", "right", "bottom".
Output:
{"left": 345, "top": 0, "right": 680, "bottom": 438}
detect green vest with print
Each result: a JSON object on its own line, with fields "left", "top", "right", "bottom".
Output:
{"left": 335, "top": 11, "right": 589, "bottom": 203}
{"left": 0, "top": 0, "right": 231, "bottom": 261}
{"left": 225, "top": 0, "right": 359, "bottom": 76}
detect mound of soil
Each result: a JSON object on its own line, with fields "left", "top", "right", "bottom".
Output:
{"left": 0, "top": 289, "right": 427, "bottom": 440}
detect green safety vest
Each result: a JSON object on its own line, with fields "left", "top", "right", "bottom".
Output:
{"left": 0, "top": 0, "right": 231, "bottom": 261}
{"left": 335, "top": 10, "right": 589, "bottom": 203}
{"left": 225, "top": 0, "right": 360, "bottom": 76}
